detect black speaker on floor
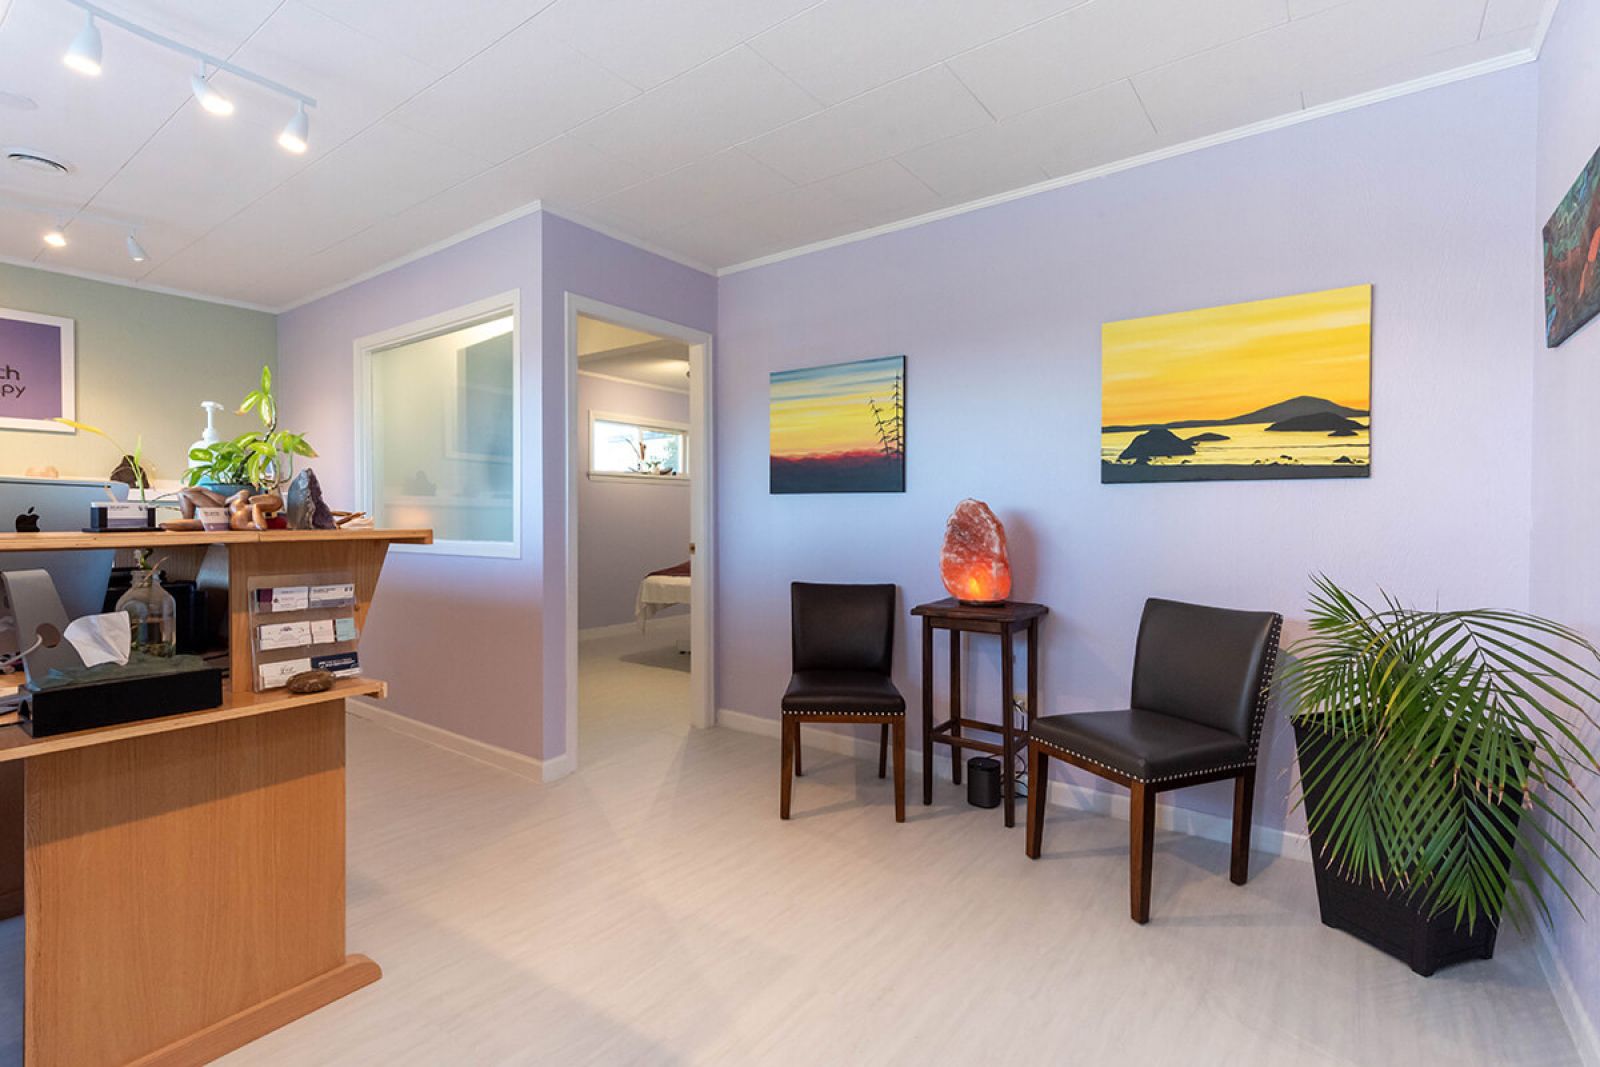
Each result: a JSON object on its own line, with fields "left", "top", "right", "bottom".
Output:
{"left": 967, "top": 756, "right": 1001, "bottom": 808}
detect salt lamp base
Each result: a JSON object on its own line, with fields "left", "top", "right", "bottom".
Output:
{"left": 956, "top": 598, "right": 1006, "bottom": 608}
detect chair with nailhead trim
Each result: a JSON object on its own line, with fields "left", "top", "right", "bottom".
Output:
{"left": 781, "top": 582, "right": 905, "bottom": 822}
{"left": 1025, "top": 598, "right": 1282, "bottom": 922}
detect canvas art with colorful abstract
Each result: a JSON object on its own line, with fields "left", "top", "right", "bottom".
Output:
{"left": 1544, "top": 144, "right": 1600, "bottom": 348}
{"left": 770, "top": 355, "right": 905, "bottom": 494}
{"left": 1101, "top": 285, "right": 1372, "bottom": 484}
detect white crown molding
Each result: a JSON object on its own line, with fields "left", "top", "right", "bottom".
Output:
{"left": 1531, "top": 0, "right": 1564, "bottom": 58}
{"left": 538, "top": 203, "right": 718, "bottom": 276}
{"left": 277, "top": 200, "right": 546, "bottom": 313}
{"left": 717, "top": 48, "right": 1538, "bottom": 277}
{"left": 0, "top": 252, "right": 277, "bottom": 313}
{"left": 577, "top": 368, "right": 690, "bottom": 395}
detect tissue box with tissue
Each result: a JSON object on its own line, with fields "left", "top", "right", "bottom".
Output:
{"left": 23, "top": 652, "right": 223, "bottom": 738}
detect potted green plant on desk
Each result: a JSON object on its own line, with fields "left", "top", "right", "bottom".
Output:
{"left": 1284, "top": 576, "right": 1600, "bottom": 976}
{"left": 185, "top": 365, "right": 315, "bottom": 495}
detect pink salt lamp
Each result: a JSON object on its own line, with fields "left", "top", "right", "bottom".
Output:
{"left": 940, "top": 499, "right": 1012, "bottom": 605}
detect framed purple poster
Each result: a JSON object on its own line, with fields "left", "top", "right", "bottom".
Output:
{"left": 0, "top": 307, "right": 74, "bottom": 433}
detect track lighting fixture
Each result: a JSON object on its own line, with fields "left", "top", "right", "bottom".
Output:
{"left": 278, "top": 101, "right": 309, "bottom": 154}
{"left": 42, "top": 227, "right": 67, "bottom": 249}
{"left": 59, "top": 1, "right": 315, "bottom": 151}
{"left": 190, "top": 66, "right": 234, "bottom": 117}
{"left": 62, "top": 11, "right": 102, "bottom": 76}
{"left": 125, "top": 234, "right": 147, "bottom": 262}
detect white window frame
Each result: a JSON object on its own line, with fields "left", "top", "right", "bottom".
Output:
{"left": 586, "top": 409, "right": 690, "bottom": 484}
{"left": 353, "top": 291, "right": 522, "bottom": 559}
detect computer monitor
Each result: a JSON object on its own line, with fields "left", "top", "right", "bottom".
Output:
{"left": 0, "top": 476, "right": 124, "bottom": 625}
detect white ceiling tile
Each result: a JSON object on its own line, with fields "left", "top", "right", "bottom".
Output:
{"left": 100, "top": 0, "right": 285, "bottom": 57}
{"left": 1481, "top": 0, "right": 1550, "bottom": 36}
{"left": 749, "top": 0, "right": 1089, "bottom": 105}
{"left": 585, "top": 149, "right": 793, "bottom": 234}
{"left": 298, "top": 0, "right": 552, "bottom": 72}
{"left": 948, "top": 0, "right": 1289, "bottom": 120}
{"left": 572, "top": 46, "right": 818, "bottom": 175}
{"left": 1287, "top": 0, "right": 1353, "bottom": 16}
{"left": 1133, "top": 0, "right": 1486, "bottom": 137}
{"left": 741, "top": 65, "right": 993, "bottom": 185}
{"left": 537, "top": 0, "right": 821, "bottom": 91}
{"left": 1301, "top": 27, "right": 1536, "bottom": 106}
{"left": 478, "top": 136, "right": 650, "bottom": 209}
{"left": 720, "top": 159, "right": 941, "bottom": 255}
{"left": 391, "top": 20, "right": 639, "bottom": 166}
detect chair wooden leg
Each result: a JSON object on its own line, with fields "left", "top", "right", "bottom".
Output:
{"left": 877, "top": 722, "right": 889, "bottom": 779}
{"left": 793, "top": 726, "right": 803, "bottom": 777}
{"left": 780, "top": 719, "right": 795, "bottom": 820}
{"left": 892, "top": 718, "right": 906, "bottom": 823}
{"left": 1130, "top": 782, "right": 1155, "bottom": 924}
{"left": 1231, "top": 768, "right": 1256, "bottom": 886}
{"left": 1025, "top": 743, "right": 1049, "bottom": 859}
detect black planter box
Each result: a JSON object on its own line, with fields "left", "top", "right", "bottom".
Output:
{"left": 22, "top": 666, "right": 224, "bottom": 738}
{"left": 1293, "top": 720, "right": 1513, "bottom": 977}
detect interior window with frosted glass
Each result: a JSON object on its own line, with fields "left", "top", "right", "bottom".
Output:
{"left": 369, "top": 313, "right": 516, "bottom": 549}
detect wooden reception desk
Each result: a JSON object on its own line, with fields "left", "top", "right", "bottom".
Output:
{"left": 0, "top": 528, "right": 429, "bottom": 1066}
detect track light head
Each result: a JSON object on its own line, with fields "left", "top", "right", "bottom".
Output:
{"left": 190, "top": 69, "right": 233, "bottom": 117}
{"left": 63, "top": 13, "right": 102, "bottom": 77}
{"left": 277, "top": 102, "right": 309, "bottom": 154}
{"left": 125, "top": 234, "right": 147, "bottom": 262}
{"left": 42, "top": 227, "right": 66, "bottom": 249}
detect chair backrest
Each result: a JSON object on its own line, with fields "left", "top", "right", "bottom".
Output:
{"left": 1130, "top": 598, "right": 1282, "bottom": 745}
{"left": 791, "top": 582, "right": 896, "bottom": 675}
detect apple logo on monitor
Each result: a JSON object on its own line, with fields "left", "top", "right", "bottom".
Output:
{"left": 14, "top": 507, "right": 39, "bottom": 533}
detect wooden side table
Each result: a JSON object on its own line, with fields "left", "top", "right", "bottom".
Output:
{"left": 911, "top": 597, "right": 1048, "bottom": 827}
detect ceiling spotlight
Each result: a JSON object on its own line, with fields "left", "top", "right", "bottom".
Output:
{"left": 277, "top": 102, "right": 309, "bottom": 154}
{"left": 42, "top": 227, "right": 67, "bottom": 249}
{"left": 125, "top": 234, "right": 147, "bottom": 262}
{"left": 190, "top": 67, "right": 233, "bottom": 117}
{"left": 62, "top": 13, "right": 102, "bottom": 77}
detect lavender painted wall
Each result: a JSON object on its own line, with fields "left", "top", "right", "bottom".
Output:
{"left": 277, "top": 214, "right": 545, "bottom": 756}
{"left": 715, "top": 70, "right": 1539, "bottom": 840}
{"left": 538, "top": 213, "right": 715, "bottom": 759}
{"left": 1532, "top": 0, "right": 1600, "bottom": 1039}
{"left": 578, "top": 373, "right": 691, "bottom": 629}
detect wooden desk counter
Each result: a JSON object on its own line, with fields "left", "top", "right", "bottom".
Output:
{"left": 0, "top": 529, "right": 427, "bottom": 1066}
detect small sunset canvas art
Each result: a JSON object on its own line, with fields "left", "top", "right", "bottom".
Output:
{"left": 770, "top": 355, "right": 905, "bottom": 494}
{"left": 1101, "top": 285, "right": 1372, "bottom": 484}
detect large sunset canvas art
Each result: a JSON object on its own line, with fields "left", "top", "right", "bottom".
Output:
{"left": 770, "top": 355, "right": 905, "bottom": 494}
{"left": 1101, "top": 285, "right": 1372, "bottom": 484}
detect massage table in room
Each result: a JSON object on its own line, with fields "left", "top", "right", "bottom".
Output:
{"left": 635, "top": 561, "right": 691, "bottom": 651}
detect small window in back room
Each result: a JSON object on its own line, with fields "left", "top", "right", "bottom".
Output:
{"left": 589, "top": 413, "right": 688, "bottom": 480}
{"left": 361, "top": 304, "right": 519, "bottom": 557}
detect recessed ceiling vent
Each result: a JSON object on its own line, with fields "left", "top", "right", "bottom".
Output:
{"left": 5, "top": 149, "right": 72, "bottom": 175}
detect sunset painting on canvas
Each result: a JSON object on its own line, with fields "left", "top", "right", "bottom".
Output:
{"left": 1101, "top": 285, "right": 1372, "bottom": 484}
{"left": 771, "top": 355, "right": 905, "bottom": 493}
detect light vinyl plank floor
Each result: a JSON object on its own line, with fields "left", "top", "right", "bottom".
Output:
{"left": 0, "top": 617, "right": 1581, "bottom": 1065}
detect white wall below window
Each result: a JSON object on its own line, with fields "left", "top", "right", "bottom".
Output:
{"left": 578, "top": 372, "right": 691, "bottom": 629}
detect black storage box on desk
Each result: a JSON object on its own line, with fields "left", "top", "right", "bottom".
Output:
{"left": 21, "top": 656, "right": 224, "bottom": 738}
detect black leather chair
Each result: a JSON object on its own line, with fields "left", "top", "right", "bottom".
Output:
{"left": 1025, "top": 598, "right": 1282, "bottom": 922}
{"left": 781, "top": 582, "right": 906, "bottom": 822}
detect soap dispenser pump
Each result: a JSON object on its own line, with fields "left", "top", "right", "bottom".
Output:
{"left": 188, "top": 401, "right": 224, "bottom": 468}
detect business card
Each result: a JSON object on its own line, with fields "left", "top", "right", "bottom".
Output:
{"left": 255, "top": 586, "right": 310, "bottom": 612}
{"left": 312, "top": 652, "right": 360, "bottom": 678}
{"left": 310, "top": 619, "right": 335, "bottom": 644}
{"left": 310, "top": 583, "right": 356, "bottom": 608}
{"left": 258, "top": 658, "right": 311, "bottom": 689}
{"left": 333, "top": 617, "right": 358, "bottom": 642}
{"left": 259, "top": 621, "right": 311, "bottom": 650}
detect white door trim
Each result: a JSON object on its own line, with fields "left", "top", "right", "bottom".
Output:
{"left": 563, "top": 294, "right": 715, "bottom": 773}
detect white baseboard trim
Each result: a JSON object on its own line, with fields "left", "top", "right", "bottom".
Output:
{"left": 716, "top": 707, "right": 1310, "bottom": 862}
{"left": 579, "top": 621, "right": 642, "bottom": 642}
{"left": 1535, "top": 924, "right": 1600, "bottom": 1066}
{"left": 348, "top": 697, "right": 571, "bottom": 783}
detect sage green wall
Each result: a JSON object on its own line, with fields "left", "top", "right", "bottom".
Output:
{"left": 0, "top": 263, "right": 276, "bottom": 482}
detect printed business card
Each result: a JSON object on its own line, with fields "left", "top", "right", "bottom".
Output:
{"left": 310, "top": 619, "right": 336, "bottom": 644}
{"left": 255, "top": 586, "right": 310, "bottom": 612}
{"left": 311, "top": 652, "right": 360, "bottom": 678}
{"left": 333, "top": 616, "right": 358, "bottom": 642}
{"left": 310, "top": 583, "right": 356, "bottom": 608}
{"left": 259, "top": 621, "right": 312, "bottom": 650}
{"left": 258, "top": 658, "right": 311, "bottom": 689}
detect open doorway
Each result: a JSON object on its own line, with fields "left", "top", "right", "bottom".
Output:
{"left": 564, "top": 297, "right": 714, "bottom": 770}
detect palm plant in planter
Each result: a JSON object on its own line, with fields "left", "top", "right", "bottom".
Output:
{"left": 1283, "top": 577, "right": 1600, "bottom": 976}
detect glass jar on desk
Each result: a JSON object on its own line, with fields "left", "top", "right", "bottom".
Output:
{"left": 116, "top": 570, "right": 177, "bottom": 657}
